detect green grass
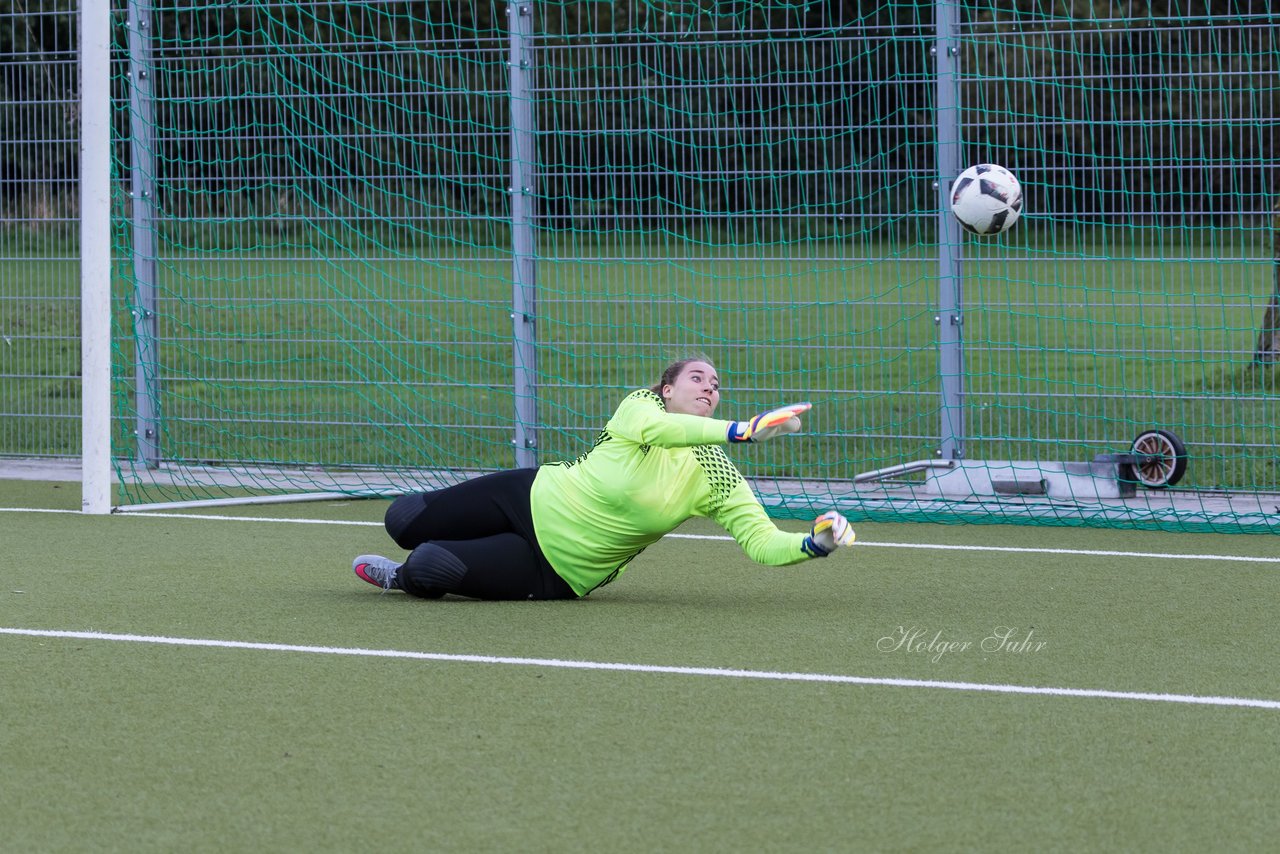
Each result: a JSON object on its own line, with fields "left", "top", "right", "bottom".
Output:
{"left": 4, "top": 479, "right": 1280, "bottom": 851}
{"left": 3, "top": 235, "right": 1278, "bottom": 508}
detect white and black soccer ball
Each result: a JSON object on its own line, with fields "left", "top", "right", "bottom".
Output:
{"left": 950, "top": 164, "right": 1023, "bottom": 235}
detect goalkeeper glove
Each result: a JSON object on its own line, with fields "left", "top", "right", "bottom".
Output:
{"left": 801, "top": 511, "right": 856, "bottom": 557}
{"left": 727, "top": 402, "right": 812, "bottom": 443}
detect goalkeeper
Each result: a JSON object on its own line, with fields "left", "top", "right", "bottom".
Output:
{"left": 351, "top": 358, "right": 856, "bottom": 600}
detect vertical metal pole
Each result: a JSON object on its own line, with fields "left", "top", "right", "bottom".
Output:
{"left": 935, "top": 0, "right": 965, "bottom": 461}
{"left": 126, "top": 0, "right": 160, "bottom": 467}
{"left": 508, "top": 1, "right": 539, "bottom": 468}
{"left": 80, "top": 0, "right": 112, "bottom": 513}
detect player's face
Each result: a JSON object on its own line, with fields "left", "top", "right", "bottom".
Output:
{"left": 663, "top": 361, "right": 720, "bottom": 416}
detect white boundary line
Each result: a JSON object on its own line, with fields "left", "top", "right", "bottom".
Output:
{"left": 2, "top": 626, "right": 1277, "bottom": 711}
{"left": 4, "top": 506, "right": 1279, "bottom": 565}
{"left": 800, "top": 539, "right": 1280, "bottom": 565}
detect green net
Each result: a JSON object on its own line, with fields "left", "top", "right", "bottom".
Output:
{"left": 0, "top": 3, "right": 80, "bottom": 459}
{"left": 104, "top": 0, "right": 1279, "bottom": 531}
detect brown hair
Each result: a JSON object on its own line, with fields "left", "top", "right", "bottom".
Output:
{"left": 649, "top": 355, "right": 718, "bottom": 396}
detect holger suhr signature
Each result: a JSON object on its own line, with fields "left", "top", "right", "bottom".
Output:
{"left": 877, "top": 626, "right": 1047, "bottom": 663}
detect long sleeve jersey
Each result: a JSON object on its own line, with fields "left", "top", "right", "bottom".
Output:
{"left": 529, "top": 389, "right": 811, "bottom": 596}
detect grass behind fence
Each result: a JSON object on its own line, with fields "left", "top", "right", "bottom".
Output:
{"left": 2, "top": 239, "right": 1276, "bottom": 497}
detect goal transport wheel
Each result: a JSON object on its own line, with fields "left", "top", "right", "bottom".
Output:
{"left": 1129, "top": 429, "right": 1188, "bottom": 489}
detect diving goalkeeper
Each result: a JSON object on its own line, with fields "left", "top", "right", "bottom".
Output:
{"left": 351, "top": 357, "right": 857, "bottom": 600}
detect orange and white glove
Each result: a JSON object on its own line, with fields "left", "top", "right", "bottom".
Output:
{"left": 801, "top": 511, "right": 856, "bottom": 557}
{"left": 727, "top": 402, "right": 811, "bottom": 443}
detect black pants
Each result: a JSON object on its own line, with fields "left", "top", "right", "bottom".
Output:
{"left": 383, "top": 468, "right": 577, "bottom": 601}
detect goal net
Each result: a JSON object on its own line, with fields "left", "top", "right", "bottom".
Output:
{"left": 98, "top": 1, "right": 1278, "bottom": 531}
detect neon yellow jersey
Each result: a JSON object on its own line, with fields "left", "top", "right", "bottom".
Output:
{"left": 530, "top": 389, "right": 811, "bottom": 596}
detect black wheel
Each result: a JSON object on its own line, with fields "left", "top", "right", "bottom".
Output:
{"left": 1129, "top": 429, "right": 1188, "bottom": 489}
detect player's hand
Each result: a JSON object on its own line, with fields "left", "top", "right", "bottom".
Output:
{"left": 801, "top": 511, "right": 856, "bottom": 557}
{"left": 727, "top": 402, "right": 811, "bottom": 443}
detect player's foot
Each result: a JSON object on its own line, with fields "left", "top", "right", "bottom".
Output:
{"left": 353, "top": 554, "right": 403, "bottom": 591}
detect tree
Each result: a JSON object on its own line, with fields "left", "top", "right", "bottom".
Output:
{"left": 1255, "top": 203, "right": 1280, "bottom": 364}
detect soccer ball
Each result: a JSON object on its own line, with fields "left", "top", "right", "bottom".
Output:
{"left": 950, "top": 164, "right": 1023, "bottom": 235}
